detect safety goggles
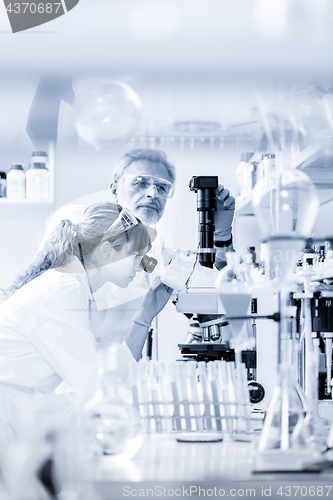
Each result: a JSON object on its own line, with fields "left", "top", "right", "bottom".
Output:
{"left": 125, "top": 175, "right": 174, "bottom": 199}
{"left": 102, "top": 207, "right": 139, "bottom": 240}
{"left": 102, "top": 207, "right": 157, "bottom": 273}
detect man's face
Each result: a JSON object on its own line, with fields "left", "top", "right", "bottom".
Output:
{"left": 114, "top": 160, "right": 173, "bottom": 225}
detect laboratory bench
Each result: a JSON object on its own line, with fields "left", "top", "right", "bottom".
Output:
{"left": 87, "top": 432, "right": 333, "bottom": 500}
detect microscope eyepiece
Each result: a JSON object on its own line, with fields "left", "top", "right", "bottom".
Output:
{"left": 140, "top": 254, "right": 158, "bottom": 273}
{"left": 189, "top": 176, "right": 218, "bottom": 269}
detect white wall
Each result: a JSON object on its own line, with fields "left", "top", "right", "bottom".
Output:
{"left": 1, "top": 77, "right": 333, "bottom": 364}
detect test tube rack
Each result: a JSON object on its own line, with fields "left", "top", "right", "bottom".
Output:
{"left": 128, "top": 359, "right": 253, "bottom": 437}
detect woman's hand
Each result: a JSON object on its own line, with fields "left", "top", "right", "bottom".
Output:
{"left": 128, "top": 283, "right": 174, "bottom": 360}
{"left": 134, "top": 283, "right": 174, "bottom": 327}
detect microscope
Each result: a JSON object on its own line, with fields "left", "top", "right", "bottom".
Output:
{"left": 174, "top": 176, "right": 280, "bottom": 407}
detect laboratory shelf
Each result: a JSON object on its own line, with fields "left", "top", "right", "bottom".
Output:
{"left": 0, "top": 143, "right": 55, "bottom": 207}
{"left": 0, "top": 198, "right": 54, "bottom": 204}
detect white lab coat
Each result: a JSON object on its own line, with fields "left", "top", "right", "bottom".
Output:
{"left": 0, "top": 257, "right": 135, "bottom": 395}
{"left": 0, "top": 257, "right": 136, "bottom": 460}
{"left": 38, "top": 196, "right": 165, "bottom": 346}
{"left": 0, "top": 260, "right": 99, "bottom": 397}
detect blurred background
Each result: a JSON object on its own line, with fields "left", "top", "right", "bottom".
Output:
{"left": 0, "top": 0, "right": 333, "bottom": 360}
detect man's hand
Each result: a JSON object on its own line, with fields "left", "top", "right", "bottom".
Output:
{"left": 214, "top": 185, "right": 236, "bottom": 242}
{"left": 134, "top": 283, "right": 173, "bottom": 327}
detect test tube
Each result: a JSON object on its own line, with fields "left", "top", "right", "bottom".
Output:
{"left": 198, "top": 362, "right": 212, "bottom": 430}
{"left": 187, "top": 362, "right": 204, "bottom": 431}
{"left": 207, "top": 362, "right": 222, "bottom": 431}
{"left": 178, "top": 362, "right": 192, "bottom": 431}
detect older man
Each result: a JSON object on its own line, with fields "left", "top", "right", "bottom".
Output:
{"left": 40, "top": 149, "right": 235, "bottom": 359}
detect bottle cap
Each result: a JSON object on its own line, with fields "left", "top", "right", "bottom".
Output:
{"left": 32, "top": 151, "right": 48, "bottom": 157}
{"left": 10, "top": 164, "right": 24, "bottom": 170}
{"left": 29, "top": 162, "right": 47, "bottom": 169}
{"left": 0, "top": 172, "right": 6, "bottom": 179}
{"left": 304, "top": 238, "right": 314, "bottom": 253}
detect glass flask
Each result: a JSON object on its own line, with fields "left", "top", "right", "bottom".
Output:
{"left": 215, "top": 252, "right": 253, "bottom": 437}
{"left": 258, "top": 295, "right": 307, "bottom": 450}
{"left": 252, "top": 152, "right": 320, "bottom": 239}
{"left": 79, "top": 346, "right": 143, "bottom": 462}
{"left": 252, "top": 152, "right": 323, "bottom": 470}
{"left": 257, "top": 292, "right": 326, "bottom": 469}
{"left": 74, "top": 81, "right": 141, "bottom": 151}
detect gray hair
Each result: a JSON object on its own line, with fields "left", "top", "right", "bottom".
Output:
{"left": 111, "top": 149, "right": 176, "bottom": 187}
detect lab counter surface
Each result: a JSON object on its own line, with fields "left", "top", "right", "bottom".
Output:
{"left": 88, "top": 434, "right": 333, "bottom": 500}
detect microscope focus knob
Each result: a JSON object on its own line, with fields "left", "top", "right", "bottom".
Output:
{"left": 248, "top": 382, "right": 265, "bottom": 404}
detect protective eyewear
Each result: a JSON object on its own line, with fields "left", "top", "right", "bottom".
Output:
{"left": 102, "top": 207, "right": 139, "bottom": 239}
{"left": 103, "top": 207, "right": 157, "bottom": 273}
{"left": 126, "top": 175, "right": 174, "bottom": 199}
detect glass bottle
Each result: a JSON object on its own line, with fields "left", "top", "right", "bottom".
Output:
{"left": 0, "top": 172, "right": 6, "bottom": 197}
{"left": 6, "top": 164, "right": 25, "bottom": 200}
{"left": 26, "top": 162, "right": 49, "bottom": 201}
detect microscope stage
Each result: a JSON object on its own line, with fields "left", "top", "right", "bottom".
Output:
{"left": 178, "top": 343, "right": 256, "bottom": 367}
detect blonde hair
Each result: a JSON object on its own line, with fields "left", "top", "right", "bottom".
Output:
{"left": 4, "top": 202, "right": 152, "bottom": 298}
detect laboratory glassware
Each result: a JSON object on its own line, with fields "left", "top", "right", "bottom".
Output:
{"left": 79, "top": 346, "right": 143, "bottom": 461}
{"left": 215, "top": 252, "right": 253, "bottom": 437}
{"left": 6, "top": 164, "right": 25, "bottom": 200}
{"left": 252, "top": 152, "right": 322, "bottom": 470}
{"left": 26, "top": 162, "right": 49, "bottom": 201}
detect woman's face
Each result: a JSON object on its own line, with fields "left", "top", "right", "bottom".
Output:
{"left": 101, "top": 245, "right": 144, "bottom": 288}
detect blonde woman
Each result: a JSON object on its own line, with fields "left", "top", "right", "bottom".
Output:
{"left": 0, "top": 202, "right": 171, "bottom": 455}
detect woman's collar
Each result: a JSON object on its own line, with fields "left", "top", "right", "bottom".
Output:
{"left": 53, "top": 257, "right": 94, "bottom": 298}
{"left": 53, "top": 256, "right": 85, "bottom": 274}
